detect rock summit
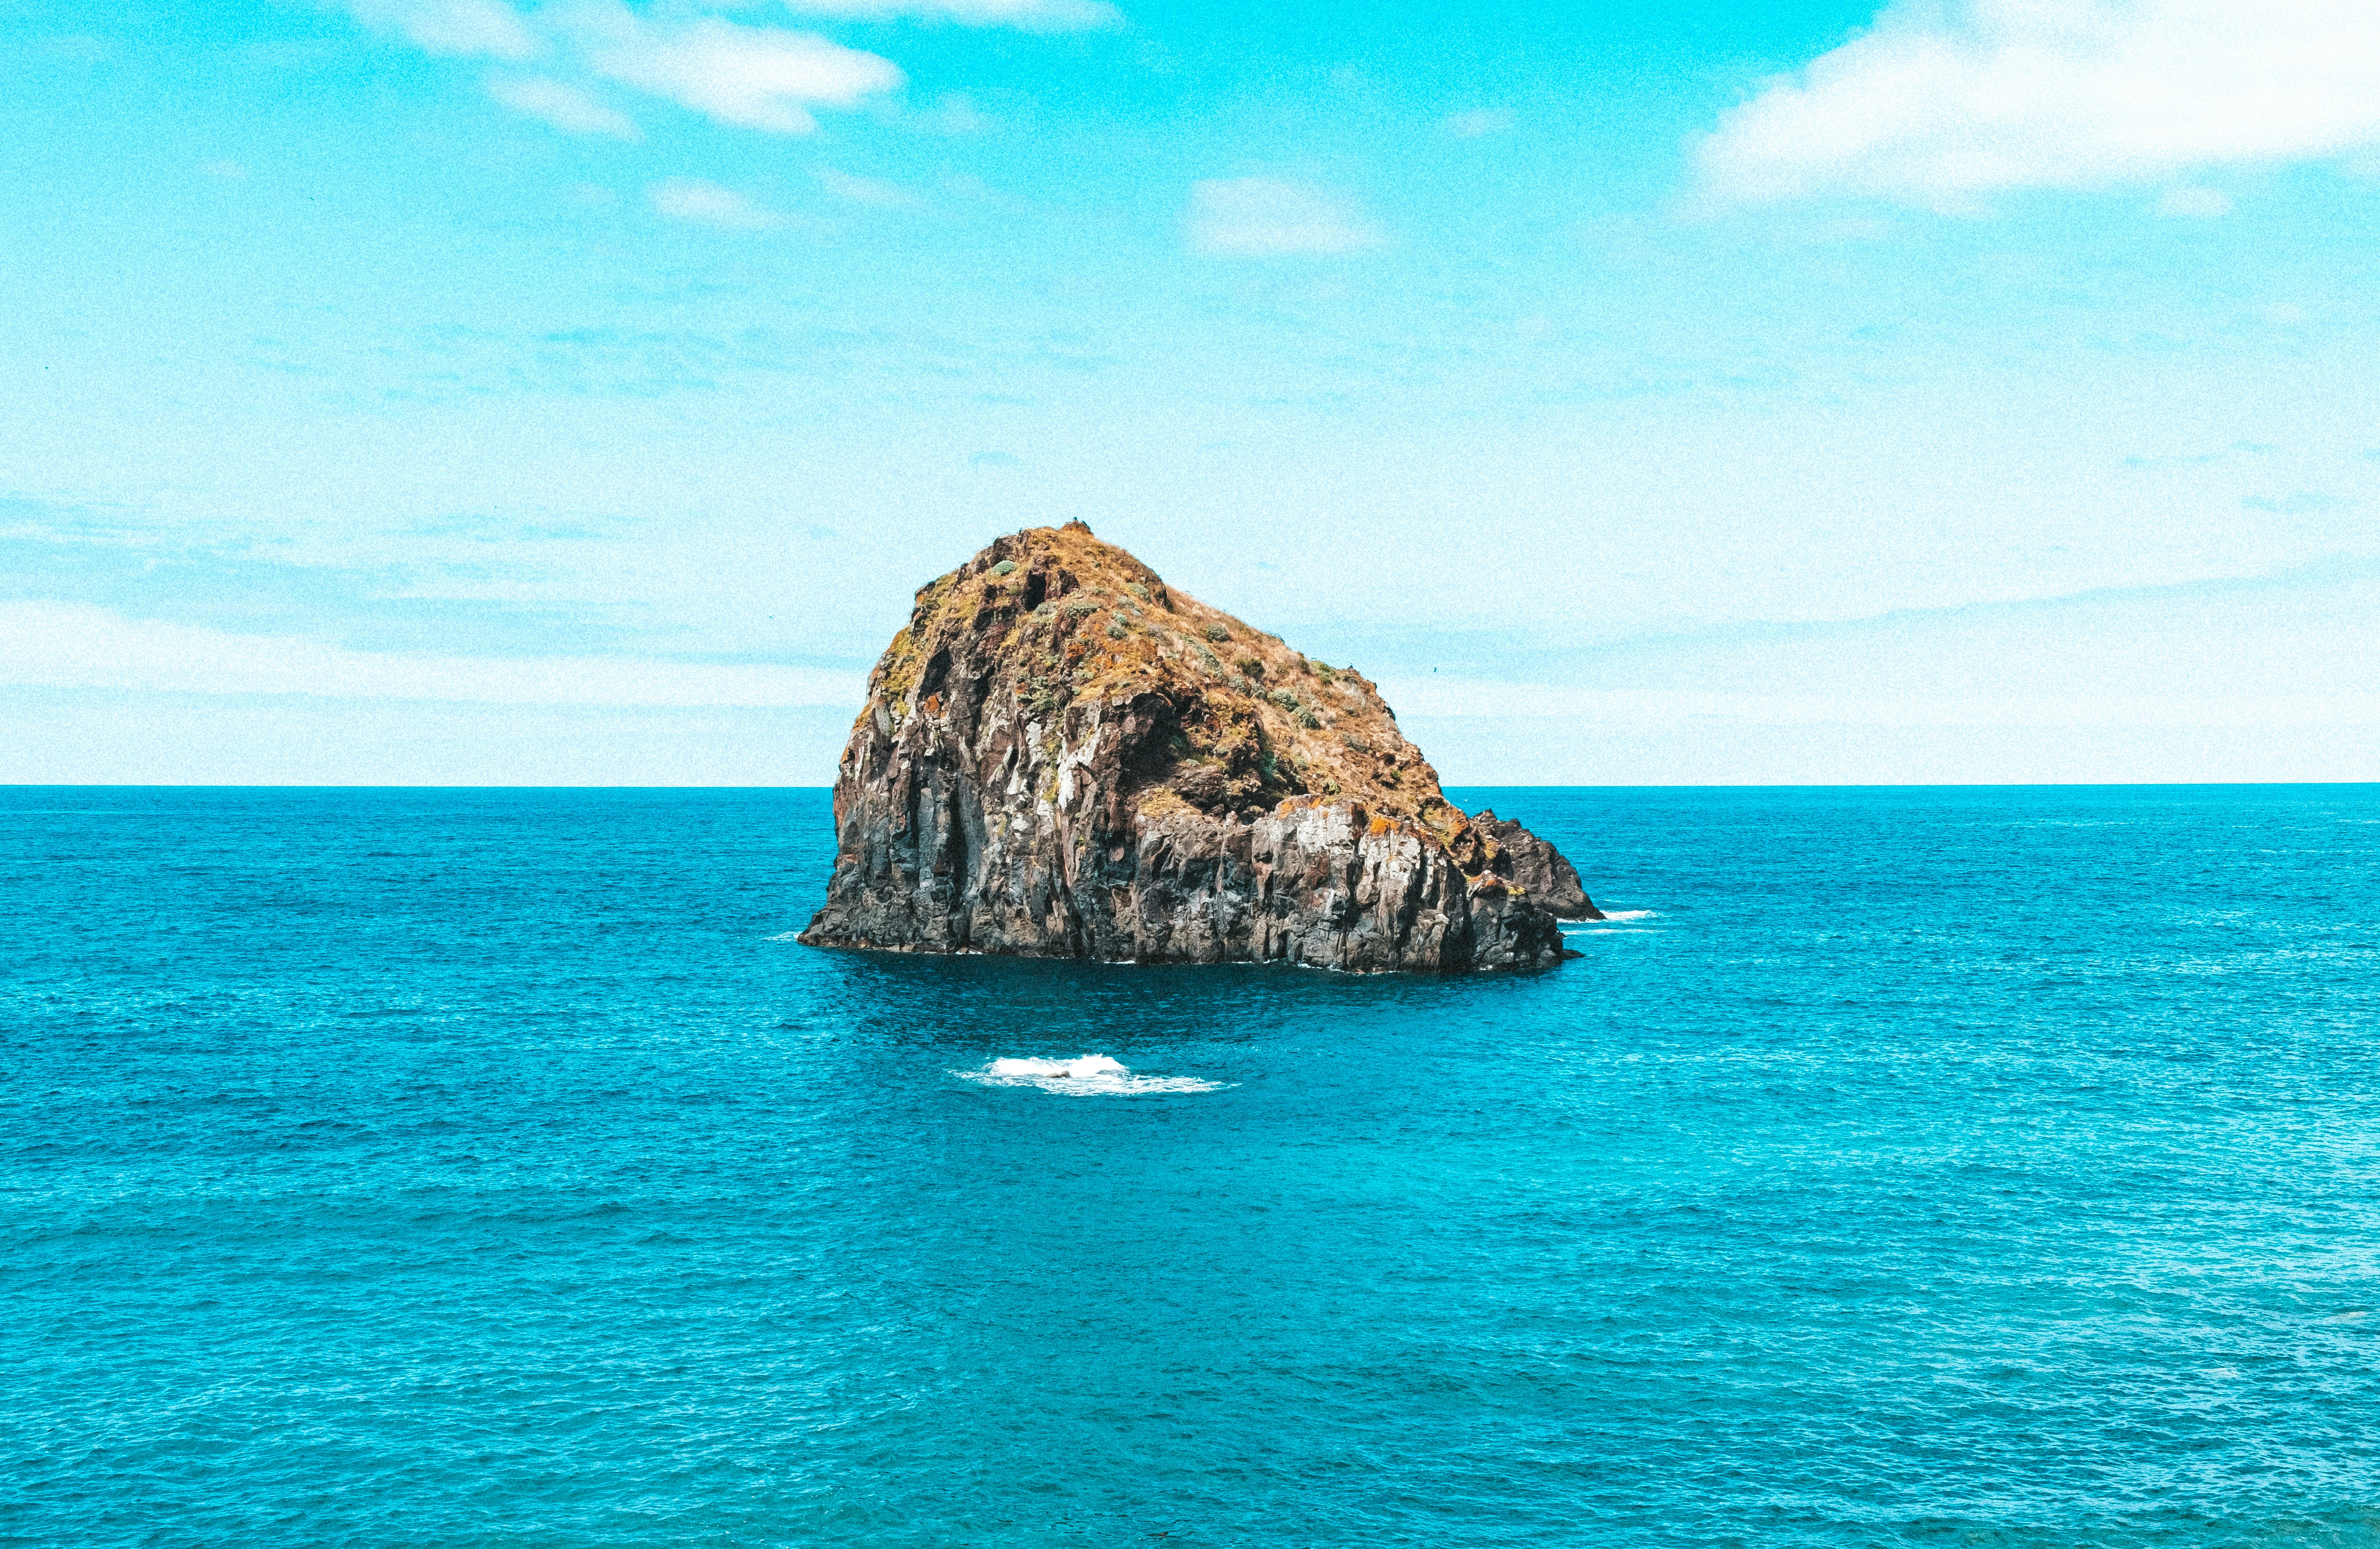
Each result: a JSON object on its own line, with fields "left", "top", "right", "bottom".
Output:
{"left": 799, "top": 523, "right": 1600, "bottom": 971}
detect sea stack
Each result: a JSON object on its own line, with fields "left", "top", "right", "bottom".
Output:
{"left": 799, "top": 523, "right": 1601, "bottom": 971}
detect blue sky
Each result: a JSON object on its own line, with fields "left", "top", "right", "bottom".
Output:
{"left": 3, "top": 0, "right": 2376, "bottom": 783}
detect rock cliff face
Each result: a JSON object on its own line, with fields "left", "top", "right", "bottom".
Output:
{"left": 799, "top": 523, "right": 1602, "bottom": 972}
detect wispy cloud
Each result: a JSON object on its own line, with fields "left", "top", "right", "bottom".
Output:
{"left": 814, "top": 166, "right": 924, "bottom": 207}
{"left": 487, "top": 73, "right": 642, "bottom": 139}
{"left": 345, "top": 0, "right": 540, "bottom": 61}
{"left": 1184, "top": 177, "right": 1388, "bottom": 257}
{"left": 555, "top": 1, "right": 903, "bottom": 134}
{"left": 1382, "top": 676, "right": 2380, "bottom": 730}
{"left": 649, "top": 179, "right": 788, "bottom": 229}
{"left": 780, "top": 0, "right": 1120, "bottom": 29}
{"left": 341, "top": 0, "right": 903, "bottom": 135}
{"left": 1443, "top": 107, "right": 1513, "bottom": 139}
{"left": 1696, "top": 0, "right": 2380, "bottom": 210}
{"left": 2241, "top": 490, "right": 2353, "bottom": 514}
{"left": 906, "top": 91, "right": 995, "bottom": 134}
{"left": 0, "top": 602, "right": 861, "bottom": 707}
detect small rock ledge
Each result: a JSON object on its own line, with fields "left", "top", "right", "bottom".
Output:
{"left": 799, "top": 523, "right": 1601, "bottom": 972}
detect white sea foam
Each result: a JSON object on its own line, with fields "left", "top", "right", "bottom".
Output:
{"left": 1563, "top": 909, "right": 1660, "bottom": 937}
{"left": 764, "top": 931, "right": 802, "bottom": 941}
{"left": 960, "top": 1055, "right": 1224, "bottom": 1096}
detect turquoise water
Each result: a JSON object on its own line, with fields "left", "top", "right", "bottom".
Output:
{"left": 4, "top": 785, "right": 2379, "bottom": 1547}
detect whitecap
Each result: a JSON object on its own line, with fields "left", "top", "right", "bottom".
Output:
{"left": 764, "top": 931, "right": 802, "bottom": 941}
{"left": 958, "top": 1054, "right": 1224, "bottom": 1096}
{"left": 1563, "top": 908, "right": 1660, "bottom": 936}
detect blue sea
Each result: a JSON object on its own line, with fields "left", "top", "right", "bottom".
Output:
{"left": 5, "top": 785, "right": 2379, "bottom": 1548}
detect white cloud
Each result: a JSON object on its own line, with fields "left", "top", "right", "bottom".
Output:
{"left": 1184, "top": 177, "right": 1388, "bottom": 257}
{"left": 2156, "top": 185, "right": 2233, "bottom": 217}
{"left": 0, "top": 602, "right": 861, "bottom": 707}
{"left": 650, "top": 178, "right": 788, "bottom": 229}
{"left": 554, "top": 0, "right": 902, "bottom": 135}
{"left": 487, "top": 74, "right": 642, "bottom": 139}
{"left": 909, "top": 91, "right": 995, "bottom": 134}
{"left": 813, "top": 166, "right": 923, "bottom": 207}
{"left": 346, "top": 0, "right": 905, "bottom": 138}
{"left": 780, "top": 0, "right": 1120, "bottom": 29}
{"left": 1696, "top": 0, "right": 2380, "bottom": 209}
{"left": 1443, "top": 107, "right": 1513, "bottom": 139}
{"left": 345, "top": 0, "right": 540, "bottom": 61}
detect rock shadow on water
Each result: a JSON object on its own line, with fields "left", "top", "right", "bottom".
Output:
{"left": 815, "top": 942, "right": 1572, "bottom": 1020}
{"left": 777, "top": 914, "right": 1606, "bottom": 1113}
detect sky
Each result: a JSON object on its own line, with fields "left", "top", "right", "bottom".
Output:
{"left": 3, "top": 0, "right": 2377, "bottom": 785}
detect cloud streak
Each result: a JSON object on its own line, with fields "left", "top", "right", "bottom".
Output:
{"left": 1185, "top": 178, "right": 1387, "bottom": 257}
{"left": 342, "top": 0, "right": 1105, "bottom": 141}
{"left": 649, "top": 179, "right": 788, "bottom": 229}
{"left": 0, "top": 602, "right": 862, "bottom": 707}
{"left": 1443, "top": 107, "right": 1513, "bottom": 139}
{"left": 346, "top": 0, "right": 541, "bottom": 60}
{"left": 556, "top": 1, "right": 904, "bottom": 134}
{"left": 780, "top": 0, "right": 1120, "bottom": 30}
{"left": 1382, "top": 676, "right": 2380, "bottom": 729}
{"left": 487, "top": 73, "right": 642, "bottom": 138}
{"left": 814, "top": 166, "right": 924, "bottom": 207}
{"left": 343, "top": 0, "right": 905, "bottom": 135}
{"left": 1696, "top": 0, "right": 2380, "bottom": 209}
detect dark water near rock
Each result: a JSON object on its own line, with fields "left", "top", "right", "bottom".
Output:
{"left": 4, "top": 785, "right": 2378, "bottom": 1547}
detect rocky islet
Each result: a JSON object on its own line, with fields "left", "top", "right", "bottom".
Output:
{"left": 799, "top": 522, "right": 1600, "bottom": 971}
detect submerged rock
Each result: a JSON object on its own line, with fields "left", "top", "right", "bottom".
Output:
{"left": 799, "top": 523, "right": 1602, "bottom": 971}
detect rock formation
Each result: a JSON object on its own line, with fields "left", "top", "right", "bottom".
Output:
{"left": 799, "top": 523, "right": 1602, "bottom": 972}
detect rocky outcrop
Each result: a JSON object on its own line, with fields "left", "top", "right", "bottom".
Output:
{"left": 1465, "top": 810, "right": 1598, "bottom": 919}
{"left": 799, "top": 523, "right": 1600, "bottom": 972}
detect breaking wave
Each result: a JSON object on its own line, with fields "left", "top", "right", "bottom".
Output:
{"left": 959, "top": 1055, "right": 1225, "bottom": 1096}
{"left": 1565, "top": 908, "right": 1660, "bottom": 936}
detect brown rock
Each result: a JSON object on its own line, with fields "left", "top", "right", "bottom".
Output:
{"left": 797, "top": 524, "right": 1595, "bottom": 971}
{"left": 1467, "top": 810, "right": 1603, "bottom": 920}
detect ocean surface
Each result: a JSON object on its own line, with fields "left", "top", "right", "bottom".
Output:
{"left": 4, "top": 784, "right": 2379, "bottom": 1549}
